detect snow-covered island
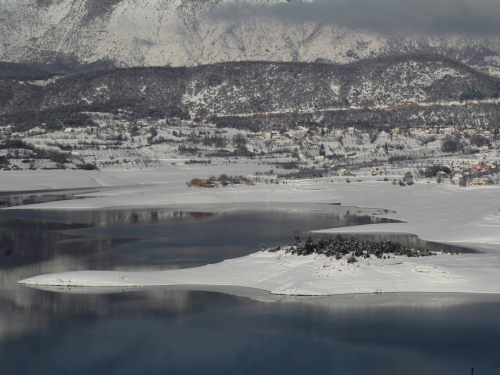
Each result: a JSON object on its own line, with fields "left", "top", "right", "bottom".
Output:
{"left": 19, "top": 234, "right": 500, "bottom": 296}
{"left": 18, "top": 244, "right": 500, "bottom": 296}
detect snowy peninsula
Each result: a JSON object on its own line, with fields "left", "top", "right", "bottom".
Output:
{"left": 5, "top": 165, "right": 500, "bottom": 296}
{"left": 18, "top": 247, "right": 500, "bottom": 296}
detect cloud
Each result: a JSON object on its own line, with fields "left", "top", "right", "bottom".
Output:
{"left": 209, "top": 0, "right": 500, "bottom": 36}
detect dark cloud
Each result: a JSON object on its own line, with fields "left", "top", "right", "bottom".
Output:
{"left": 209, "top": 0, "right": 500, "bottom": 36}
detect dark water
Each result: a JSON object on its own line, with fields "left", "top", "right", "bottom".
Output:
{"left": 0, "top": 202, "right": 498, "bottom": 375}
{"left": 0, "top": 188, "right": 101, "bottom": 208}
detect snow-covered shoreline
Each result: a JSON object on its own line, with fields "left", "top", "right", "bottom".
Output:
{"left": 2, "top": 167, "right": 500, "bottom": 246}
{"left": 5, "top": 167, "right": 500, "bottom": 296}
{"left": 18, "top": 250, "right": 500, "bottom": 296}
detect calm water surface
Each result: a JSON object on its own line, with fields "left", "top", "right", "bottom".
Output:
{"left": 0, "top": 198, "right": 498, "bottom": 375}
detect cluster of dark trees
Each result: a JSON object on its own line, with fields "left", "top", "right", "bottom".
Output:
{"left": 185, "top": 159, "right": 211, "bottom": 165}
{"left": 216, "top": 101, "right": 500, "bottom": 134}
{"left": 0, "top": 139, "right": 69, "bottom": 164}
{"left": 277, "top": 166, "right": 335, "bottom": 180}
{"left": 77, "top": 163, "right": 98, "bottom": 170}
{"left": 206, "top": 148, "right": 255, "bottom": 158}
{"left": 274, "top": 161, "right": 303, "bottom": 170}
{"left": 0, "top": 62, "right": 56, "bottom": 81}
{"left": 441, "top": 134, "right": 492, "bottom": 154}
{"left": 2, "top": 55, "right": 500, "bottom": 133}
{"left": 202, "top": 135, "right": 227, "bottom": 148}
{"left": 188, "top": 174, "right": 254, "bottom": 188}
{"left": 266, "top": 235, "right": 435, "bottom": 260}
{"left": 418, "top": 164, "right": 451, "bottom": 178}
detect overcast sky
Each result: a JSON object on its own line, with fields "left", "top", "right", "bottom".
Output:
{"left": 210, "top": 0, "right": 500, "bottom": 36}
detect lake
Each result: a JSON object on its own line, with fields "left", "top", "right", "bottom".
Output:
{"left": 1, "top": 198, "right": 498, "bottom": 375}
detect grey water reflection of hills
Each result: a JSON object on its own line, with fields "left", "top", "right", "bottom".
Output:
{"left": 1, "top": 205, "right": 396, "bottom": 341}
{"left": 0, "top": 205, "right": 399, "bottom": 270}
{"left": 2, "top": 289, "right": 500, "bottom": 375}
{"left": 1, "top": 204, "right": 499, "bottom": 374}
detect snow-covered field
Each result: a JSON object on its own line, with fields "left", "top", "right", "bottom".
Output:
{"left": 5, "top": 162, "right": 500, "bottom": 296}
{"left": 3, "top": 119, "right": 500, "bottom": 296}
{"left": 19, "top": 249, "right": 500, "bottom": 296}
{"left": 2, "top": 165, "right": 500, "bottom": 246}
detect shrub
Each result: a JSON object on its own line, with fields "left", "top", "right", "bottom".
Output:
{"left": 77, "top": 163, "right": 98, "bottom": 170}
{"left": 187, "top": 178, "right": 207, "bottom": 188}
{"left": 441, "top": 138, "right": 459, "bottom": 153}
{"left": 267, "top": 235, "right": 435, "bottom": 259}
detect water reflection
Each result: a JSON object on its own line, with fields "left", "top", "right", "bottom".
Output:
{"left": 1, "top": 205, "right": 404, "bottom": 338}
{"left": 1, "top": 288, "right": 500, "bottom": 375}
{"left": 0, "top": 188, "right": 101, "bottom": 208}
{"left": 1, "top": 203, "right": 497, "bottom": 374}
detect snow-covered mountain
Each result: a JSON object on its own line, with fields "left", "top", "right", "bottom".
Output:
{"left": 2, "top": 0, "right": 500, "bottom": 75}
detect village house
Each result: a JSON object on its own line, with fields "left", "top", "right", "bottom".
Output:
{"left": 444, "top": 127, "right": 454, "bottom": 136}
{"left": 471, "top": 161, "right": 483, "bottom": 170}
{"left": 472, "top": 178, "right": 488, "bottom": 186}
{"left": 392, "top": 127, "right": 400, "bottom": 135}
{"left": 436, "top": 171, "right": 448, "bottom": 182}
{"left": 348, "top": 127, "right": 355, "bottom": 134}
{"left": 471, "top": 131, "right": 483, "bottom": 138}
{"left": 403, "top": 171, "right": 413, "bottom": 183}
{"left": 338, "top": 168, "right": 351, "bottom": 177}
{"left": 471, "top": 161, "right": 494, "bottom": 171}
{"left": 452, "top": 174, "right": 464, "bottom": 185}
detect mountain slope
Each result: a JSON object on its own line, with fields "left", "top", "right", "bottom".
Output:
{"left": 2, "top": 0, "right": 500, "bottom": 75}
{"left": 1, "top": 55, "right": 499, "bottom": 130}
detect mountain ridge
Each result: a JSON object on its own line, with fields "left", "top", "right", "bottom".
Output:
{"left": 1, "top": 54, "right": 499, "bottom": 131}
{"left": 2, "top": 0, "right": 500, "bottom": 75}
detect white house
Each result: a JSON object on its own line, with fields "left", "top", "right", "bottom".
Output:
{"left": 452, "top": 174, "right": 464, "bottom": 185}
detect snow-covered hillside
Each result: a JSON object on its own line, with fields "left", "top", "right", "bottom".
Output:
{"left": 2, "top": 0, "right": 500, "bottom": 74}
{"left": 2, "top": 56, "right": 499, "bottom": 131}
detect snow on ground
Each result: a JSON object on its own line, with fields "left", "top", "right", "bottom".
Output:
{"left": 5, "top": 165, "right": 500, "bottom": 296}
{"left": 2, "top": 166, "right": 500, "bottom": 247}
{"left": 18, "top": 250, "right": 500, "bottom": 296}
